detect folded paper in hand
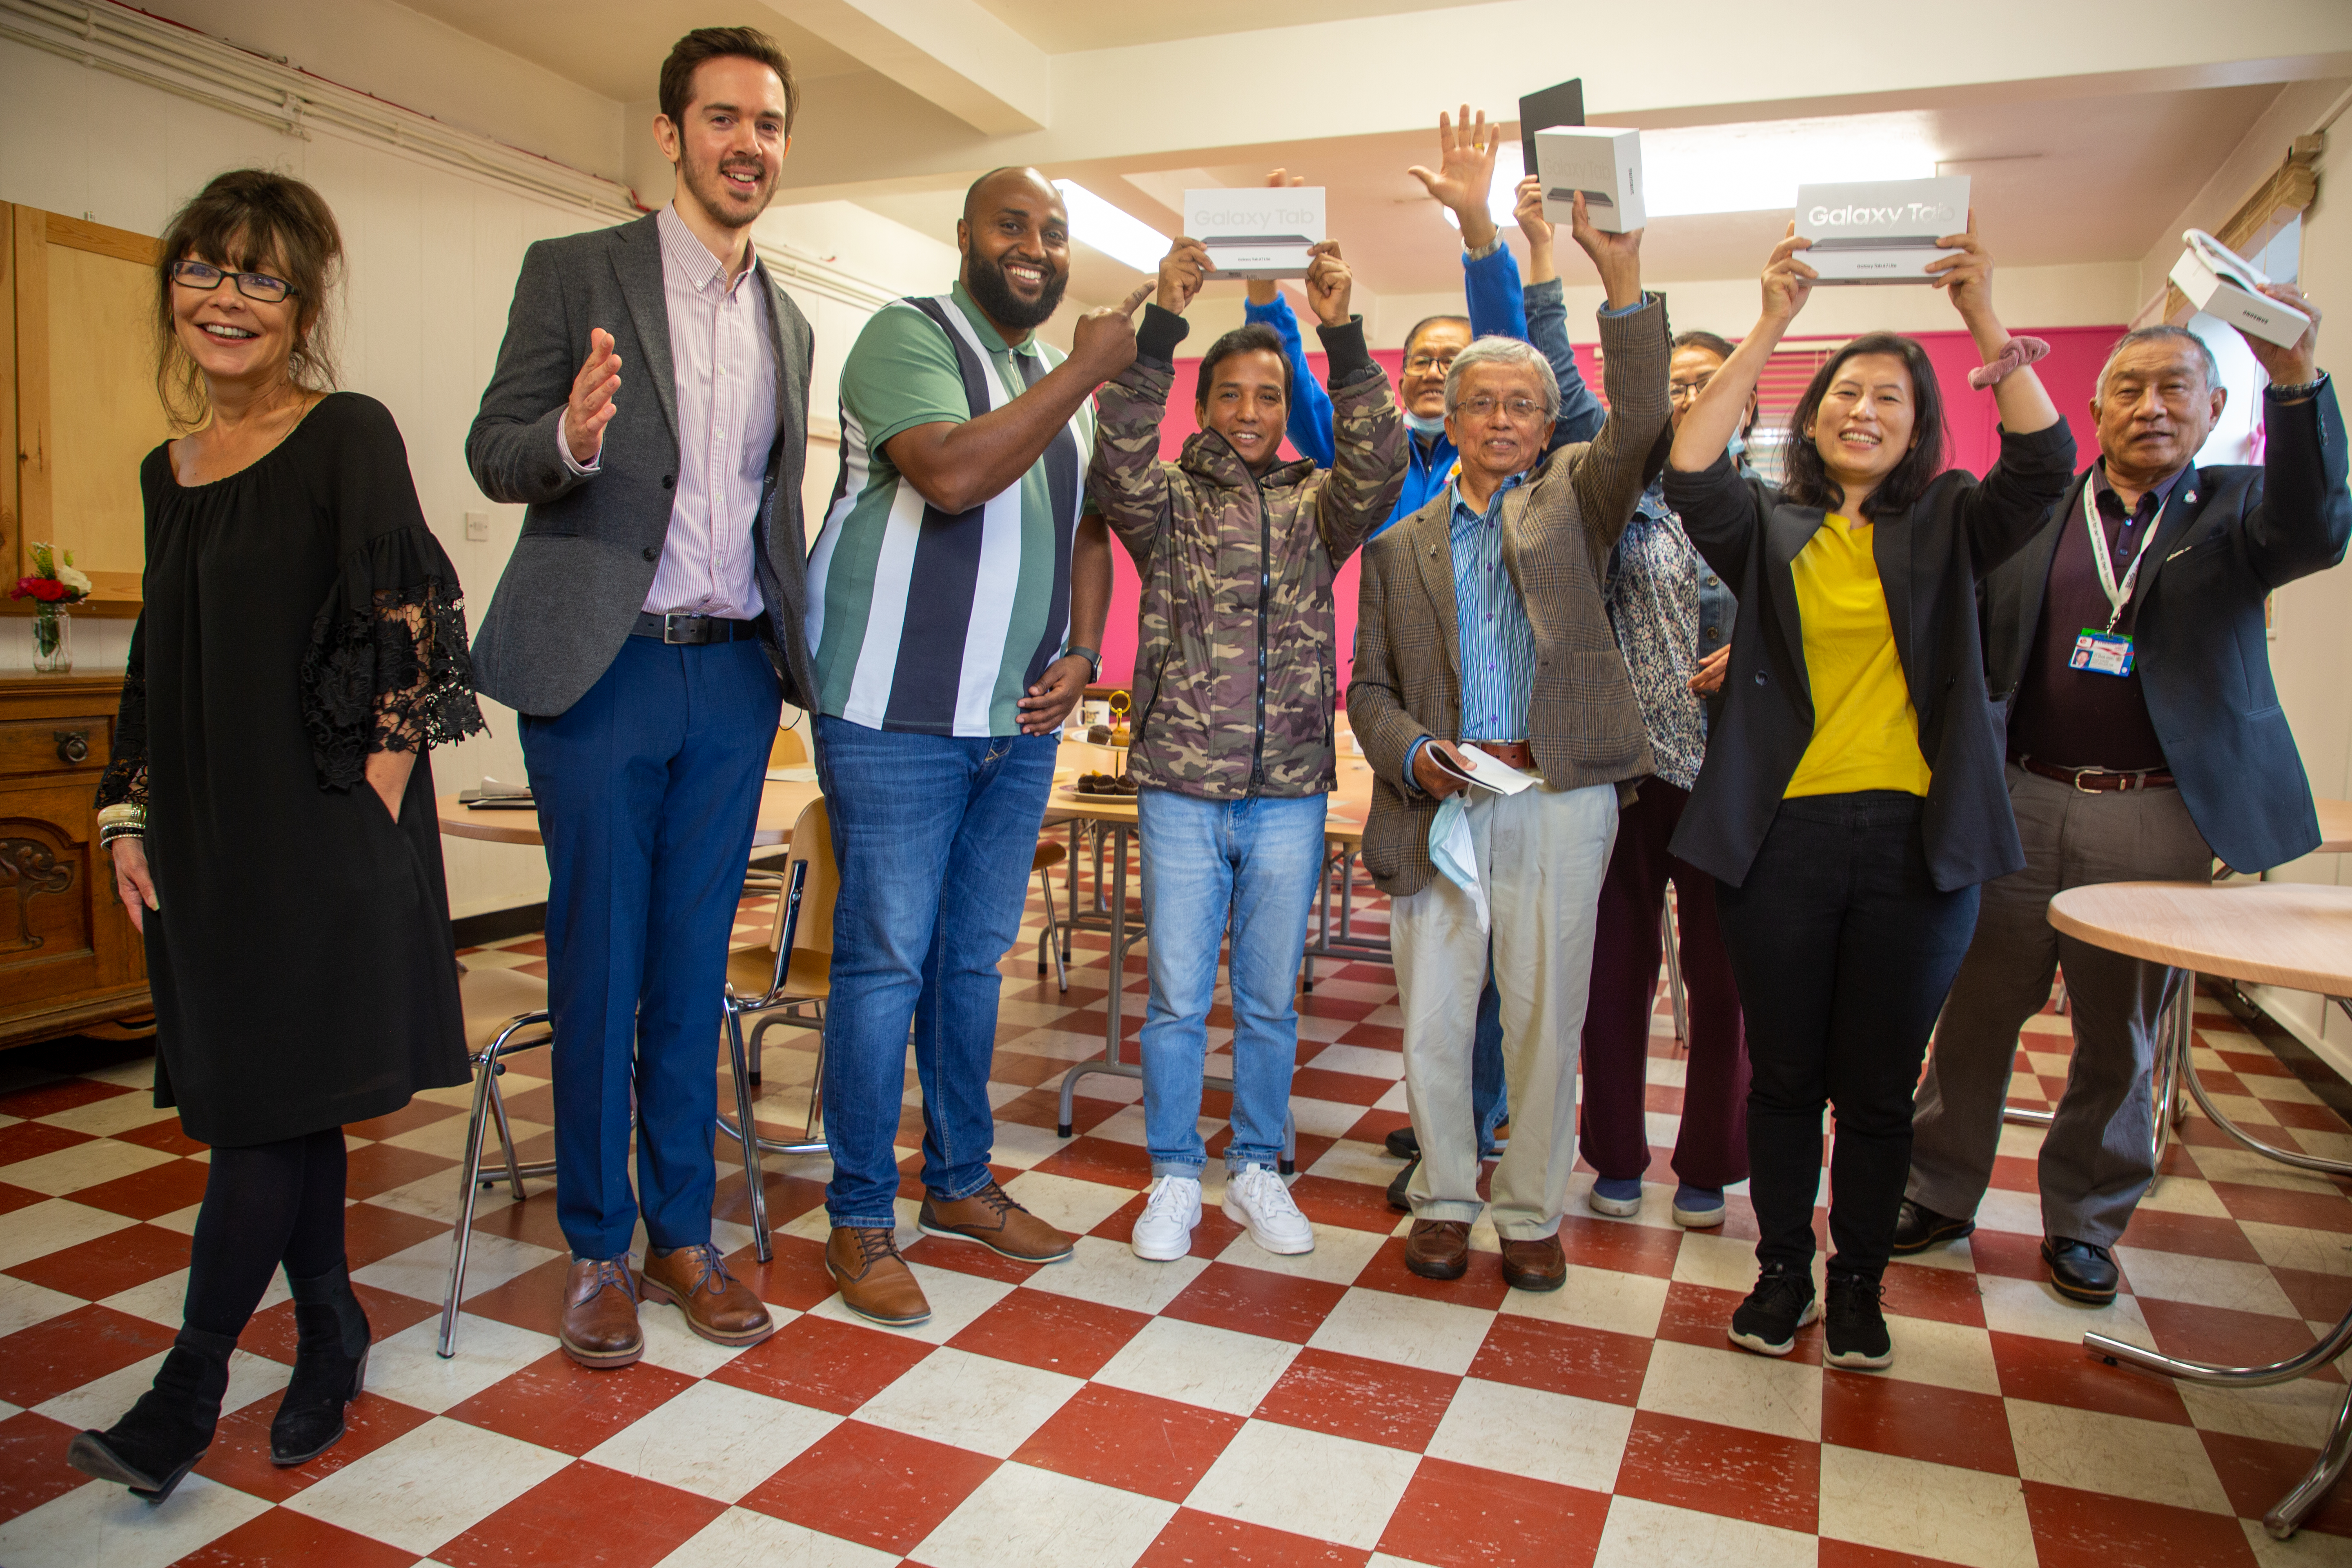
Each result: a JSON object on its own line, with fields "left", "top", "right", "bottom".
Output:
{"left": 1428, "top": 743, "right": 1536, "bottom": 795}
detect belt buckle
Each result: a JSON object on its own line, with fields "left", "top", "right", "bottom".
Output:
{"left": 662, "top": 612, "right": 694, "bottom": 645}
{"left": 2071, "top": 768, "right": 2107, "bottom": 794}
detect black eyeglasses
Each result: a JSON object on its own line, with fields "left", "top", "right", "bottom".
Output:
{"left": 168, "top": 259, "right": 295, "bottom": 304}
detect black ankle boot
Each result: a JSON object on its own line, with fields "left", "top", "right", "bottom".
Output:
{"left": 67, "top": 1325, "right": 237, "bottom": 1503}
{"left": 271, "top": 1261, "right": 370, "bottom": 1466}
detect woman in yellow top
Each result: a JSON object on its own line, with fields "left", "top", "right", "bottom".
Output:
{"left": 1661, "top": 217, "right": 2073, "bottom": 1370}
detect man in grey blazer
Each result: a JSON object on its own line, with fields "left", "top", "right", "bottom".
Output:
{"left": 466, "top": 27, "right": 811, "bottom": 1370}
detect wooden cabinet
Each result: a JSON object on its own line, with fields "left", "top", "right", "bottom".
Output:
{"left": 0, "top": 671, "right": 149, "bottom": 1046}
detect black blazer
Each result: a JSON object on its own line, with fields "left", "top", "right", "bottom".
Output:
{"left": 1981, "top": 382, "right": 2350, "bottom": 873}
{"left": 1664, "top": 421, "right": 2077, "bottom": 892}
{"left": 466, "top": 214, "right": 817, "bottom": 718}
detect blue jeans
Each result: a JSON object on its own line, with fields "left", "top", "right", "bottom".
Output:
{"left": 1473, "top": 976, "right": 1507, "bottom": 1158}
{"left": 814, "top": 715, "right": 1057, "bottom": 1227}
{"left": 520, "top": 635, "right": 779, "bottom": 1260}
{"left": 1136, "top": 788, "right": 1327, "bottom": 1176}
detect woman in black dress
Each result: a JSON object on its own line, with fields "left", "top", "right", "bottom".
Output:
{"left": 69, "top": 169, "right": 484, "bottom": 1502}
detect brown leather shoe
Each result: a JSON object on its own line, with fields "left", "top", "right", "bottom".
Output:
{"left": 918, "top": 1181, "right": 1074, "bottom": 1263}
{"left": 1403, "top": 1219, "right": 1471, "bottom": 1280}
{"left": 1499, "top": 1234, "right": 1567, "bottom": 1292}
{"left": 639, "top": 1242, "right": 775, "bottom": 1347}
{"left": 559, "top": 1256, "right": 642, "bottom": 1368}
{"left": 826, "top": 1227, "right": 931, "bottom": 1327}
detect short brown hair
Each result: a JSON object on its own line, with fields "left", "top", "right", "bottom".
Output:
{"left": 659, "top": 27, "right": 797, "bottom": 138}
{"left": 154, "top": 169, "right": 343, "bottom": 429}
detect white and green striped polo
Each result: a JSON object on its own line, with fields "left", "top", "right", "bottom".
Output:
{"left": 805, "top": 283, "right": 1094, "bottom": 737}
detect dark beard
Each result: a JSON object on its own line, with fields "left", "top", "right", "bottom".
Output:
{"left": 684, "top": 148, "right": 770, "bottom": 229}
{"left": 965, "top": 248, "right": 1067, "bottom": 331}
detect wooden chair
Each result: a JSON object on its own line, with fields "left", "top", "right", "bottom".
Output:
{"left": 717, "top": 795, "right": 836, "bottom": 1259}
{"left": 1033, "top": 836, "right": 1070, "bottom": 991}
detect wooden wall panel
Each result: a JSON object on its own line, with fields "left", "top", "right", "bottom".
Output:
{"left": 45, "top": 243, "right": 167, "bottom": 579}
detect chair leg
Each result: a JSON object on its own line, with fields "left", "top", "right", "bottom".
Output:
{"left": 1279, "top": 1106, "right": 1297, "bottom": 1176}
{"left": 487, "top": 1068, "right": 526, "bottom": 1200}
{"left": 1662, "top": 901, "right": 1689, "bottom": 1049}
{"left": 1040, "top": 867, "right": 1068, "bottom": 993}
{"left": 439, "top": 1039, "right": 504, "bottom": 1359}
{"left": 725, "top": 1002, "right": 773, "bottom": 1263}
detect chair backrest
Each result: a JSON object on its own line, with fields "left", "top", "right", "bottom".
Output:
{"left": 771, "top": 795, "right": 839, "bottom": 958}
{"left": 771, "top": 713, "right": 812, "bottom": 769}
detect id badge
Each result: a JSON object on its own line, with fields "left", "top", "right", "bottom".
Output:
{"left": 2068, "top": 628, "right": 2135, "bottom": 677}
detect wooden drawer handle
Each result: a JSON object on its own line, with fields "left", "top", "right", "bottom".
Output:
{"left": 54, "top": 730, "right": 89, "bottom": 765}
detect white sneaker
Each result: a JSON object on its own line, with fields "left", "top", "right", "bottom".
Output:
{"left": 1131, "top": 1174, "right": 1203, "bottom": 1261}
{"left": 1223, "top": 1164, "right": 1316, "bottom": 1255}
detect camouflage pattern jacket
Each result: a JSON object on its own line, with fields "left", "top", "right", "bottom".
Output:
{"left": 1091, "top": 308, "right": 1406, "bottom": 799}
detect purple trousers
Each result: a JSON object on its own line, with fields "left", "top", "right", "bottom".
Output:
{"left": 1577, "top": 779, "right": 1750, "bottom": 1189}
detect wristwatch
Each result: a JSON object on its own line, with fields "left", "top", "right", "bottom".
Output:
{"left": 2271, "top": 371, "right": 2328, "bottom": 402}
{"left": 1065, "top": 646, "right": 1101, "bottom": 683}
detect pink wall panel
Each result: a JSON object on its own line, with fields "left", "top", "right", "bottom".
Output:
{"left": 1090, "top": 325, "right": 2120, "bottom": 697}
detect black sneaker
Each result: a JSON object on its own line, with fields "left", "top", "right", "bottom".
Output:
{"left": 1385, "top": 1155, "right": 1417, "bottom": 1213}
{"left": 1824, "top": 1272, "right": 1894, "bottom": 1370}
{"left": 1891, "top": 1199, "right": 1976, "bottom": 1255}
{"left": 1384, "top": 1127, "right": 1420, "bottom": 1160}
{"left": 1727, "top": 1263, "right": 1820, "bottom": 1357}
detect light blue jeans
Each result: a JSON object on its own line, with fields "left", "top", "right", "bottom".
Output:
{"left": 1136, "top": 786, "right": 1328, "bottom": 1177}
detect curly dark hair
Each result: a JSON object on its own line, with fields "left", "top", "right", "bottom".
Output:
{"left": 1779, "top": 332, "right": 1947, "bottom": 521}
{"left": 154, "top": 168, "right": 343, "bottom": 430}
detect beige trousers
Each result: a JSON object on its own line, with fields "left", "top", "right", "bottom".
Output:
{"left": 1391, "top": 781, "right": 1619, "bottom": 1238}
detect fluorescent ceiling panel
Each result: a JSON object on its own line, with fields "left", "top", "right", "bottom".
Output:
{"left": 1054, "top": 180, "right": 1167, "bottom": 272}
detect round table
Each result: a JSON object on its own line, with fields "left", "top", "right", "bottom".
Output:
{"left": 2316, "top": 797, "right": 2352, "bottom": 855}
{"left": 437, "top": 778, "right": 824, "bottom": 849}
{"left": 2051, "top": 879, "right": 2352, "bottom": 1540}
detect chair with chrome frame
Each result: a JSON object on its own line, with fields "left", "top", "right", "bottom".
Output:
{"left": 717, "top": 794, "right": 837, "bottom": 1261}
{"left": 436, "top": 965, "right": 553, "bottom": 1359}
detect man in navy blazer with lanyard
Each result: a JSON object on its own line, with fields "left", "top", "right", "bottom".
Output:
{"left": 1900, "top": 286, "right": 2348, "bottom": 1303}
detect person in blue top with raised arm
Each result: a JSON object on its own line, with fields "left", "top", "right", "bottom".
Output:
{"left": 1245, "top": 109, "right": 1603, "bottom": 533}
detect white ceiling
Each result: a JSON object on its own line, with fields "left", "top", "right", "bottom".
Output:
{"left": 963, "top": 0, "right": 1497, "bottom": 53}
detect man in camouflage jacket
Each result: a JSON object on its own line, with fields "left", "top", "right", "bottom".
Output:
{"left": 1089, "top": 234, "right": 1405, "bottom": 1263}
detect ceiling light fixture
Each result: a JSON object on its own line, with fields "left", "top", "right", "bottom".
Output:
{"left": 1440, "top": 111, "right": 1941, "bottom": 227}
{"left": 1053, "top": 180, "right": 1167, "bottom": 272}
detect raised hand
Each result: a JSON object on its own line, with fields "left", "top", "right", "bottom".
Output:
{"left": 1567, "top": 191, "right": 1643, "bottom": 310}
{"left": 1070, "top": 282, "right": 1155, "bottom": 383}
{"left": 2243, "top": 282, "right": 2323, "bottom": 388}
{"left": 1761, "top": 223, "right": 1817, "bottom": 328}
{"left": 564, "top": 327, "right": 621, "bottom": 465}
{"left": 1514, "top": 176, "right": 1553, "bottom": 251}
{"left": 1303, "top": 241, "right": 1352, "bottom": 327}
{"left": 1157, "top": 238, "right": 1209, "bottom": 315}
{"left": 1926, "top": 209, "right": 1996, "bottom": 328}
{"left": 1406, "top": 107, "right": 1500, "bottom": 247}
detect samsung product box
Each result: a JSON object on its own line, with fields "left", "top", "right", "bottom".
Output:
{"left": 2171, "top": 229, "right": 2311, "bottom": 348}
{"left": 1795, "top": 177, "right": 1970, "bottom": 283}
{"left": 1185, "top": 187, "right": 1325, "bottom": 279}
{"left": 1535, "top": 128, "right": 1644, "bottom": 232}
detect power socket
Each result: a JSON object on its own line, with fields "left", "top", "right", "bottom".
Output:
{"left": 464, "top": 510, "right": 490, "bottom": 543}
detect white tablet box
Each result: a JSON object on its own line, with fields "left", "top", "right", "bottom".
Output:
{"left": 1535, "top": 128, "right": 1644, "bottom": 232}
{"left": 1795, "top": 176, "right": 1970, "bottom": 284}
{"left": 2171, "top": 229, "right": 2312, "bottom": 348}
{"left": 1185, "top": 187, "right": 1325, "bottom": 279}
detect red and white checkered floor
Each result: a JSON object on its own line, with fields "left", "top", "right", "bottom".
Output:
{"left": 6, "top": 860, "right": 2352, "bottom": 1566}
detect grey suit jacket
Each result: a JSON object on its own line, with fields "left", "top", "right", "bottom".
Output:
{"left": 1346, "top": 296, "right": 1672, "bottom": 899}
{"left": 466, "top": 214, "right": 816, "bottom": 717}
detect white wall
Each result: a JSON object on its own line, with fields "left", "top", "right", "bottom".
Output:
{"left": 0, "top": 34, "right": 949, "bottom": 918}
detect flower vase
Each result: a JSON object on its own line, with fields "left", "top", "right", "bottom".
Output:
{"left": 31, "top": 606, "right": 71, "bottom": 674}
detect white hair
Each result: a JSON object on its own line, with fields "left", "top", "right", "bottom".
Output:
{"left": 1443, "top": 335, "right": 1561, "bottom": 422}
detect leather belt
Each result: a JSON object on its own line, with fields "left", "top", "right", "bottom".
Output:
{"left": 1466, "top": 739, "right": 1536, "bottom": 771}
{"left": 631, "top": 611, "right": 762, "bottom": 646}
{"left": 2017, "top": 756, "right": 2175, "bottom": 793}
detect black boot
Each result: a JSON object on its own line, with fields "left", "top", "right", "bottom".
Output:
{"left": 271, "top": 1261, "right": 370, "bottom": 1465}
{"left": 67, "top": 1325, "right": 236, "bottom": 1503}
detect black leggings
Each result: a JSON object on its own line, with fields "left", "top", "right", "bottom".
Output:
{"left": 182, "top": 1128, "right": 348, "bottom": 1339}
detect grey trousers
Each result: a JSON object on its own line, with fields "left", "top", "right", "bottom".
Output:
{"left": 1907, "top": 763, "right": 2212, "bottom": 1246}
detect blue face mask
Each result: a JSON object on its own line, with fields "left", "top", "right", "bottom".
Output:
{"left": 1428, "top": 795, "right": 1489, "bottom": 934}
{"left": 1405, "top": 410, "right": 1448, "bottom": 437}
{"left": 1728, "top": 429, "right": 1748, "bottom": 460}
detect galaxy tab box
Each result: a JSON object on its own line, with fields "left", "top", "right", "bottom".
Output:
{"left": 1186, "top": 188, "right": 1324, "bottom": 279}
{"left": 1535, "top": 128, "right": 1644, "bottom": 232}
{"left": 1795, "top": 177, "right": 1970, "bottom": 283}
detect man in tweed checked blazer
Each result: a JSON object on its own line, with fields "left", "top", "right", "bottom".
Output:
{"left": 1349, "top": 196, "right": 1670, "bottom": 1292}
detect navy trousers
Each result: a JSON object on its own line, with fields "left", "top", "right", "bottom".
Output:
{"left": 520, "top": 635, "right": 780, "bottom": 1260}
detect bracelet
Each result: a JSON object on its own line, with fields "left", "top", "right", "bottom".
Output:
{"left": 96, "top": 802, "right": 147, "bottom": 829}
{"left": 98, "top": 823, "right": 146, "bottom": 847}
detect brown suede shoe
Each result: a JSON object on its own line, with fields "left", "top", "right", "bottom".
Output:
{"left": 1404, "top": 1219, "right": 1472, "bottom": 1280}
{"left": 826, "top": 1227, "right": 931, "bottom": 1327}
{"left": 639, "top": 1242, "right": 775, "bottom": 1348}
{"left": 918, "top": 1181, "right": 1075, "bottom": 1263}
{"left": 559, "top": 1256, "right": 643, "bottom": 1368}
{"left": 1499, "top": 1234, "right": 1567, "bottom": 1292}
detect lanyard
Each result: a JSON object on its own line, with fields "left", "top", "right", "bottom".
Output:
{"left": 2084, "top": 474, "right": 2168, "bottom": 634}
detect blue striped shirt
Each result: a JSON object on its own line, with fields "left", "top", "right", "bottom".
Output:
{"left": 1449, "top": 475, "right": 1537, "bottom": 740}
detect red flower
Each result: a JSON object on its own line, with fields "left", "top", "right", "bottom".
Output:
{"left": 13, "top": 577, "right": 69, "bottom": 603}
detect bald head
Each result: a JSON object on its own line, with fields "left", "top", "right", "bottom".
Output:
{"left": 958, "top": 166, "right": 1071, "bottom": 336}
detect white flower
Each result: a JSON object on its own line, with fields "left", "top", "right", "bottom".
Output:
{"left": 54, "top": 563, "right": 92, "bottom": 595}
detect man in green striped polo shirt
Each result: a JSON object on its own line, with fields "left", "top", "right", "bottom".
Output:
{"left": 804, "top": 166, "right": 1149, "bottom": 1328}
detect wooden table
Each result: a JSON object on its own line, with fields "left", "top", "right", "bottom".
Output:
{"left": 437, "top": 778, "right": 824, "bottom": 850}
{"left": 2053, "top": 880, "right": 2352, "bottom": 1540}
{"left": 2316, "top": 797, "right": 2352, "bottom": 855}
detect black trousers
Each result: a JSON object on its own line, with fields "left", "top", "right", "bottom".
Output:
{"left": 1715, "top": 793, "right": 1980, "bottom": 1284}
